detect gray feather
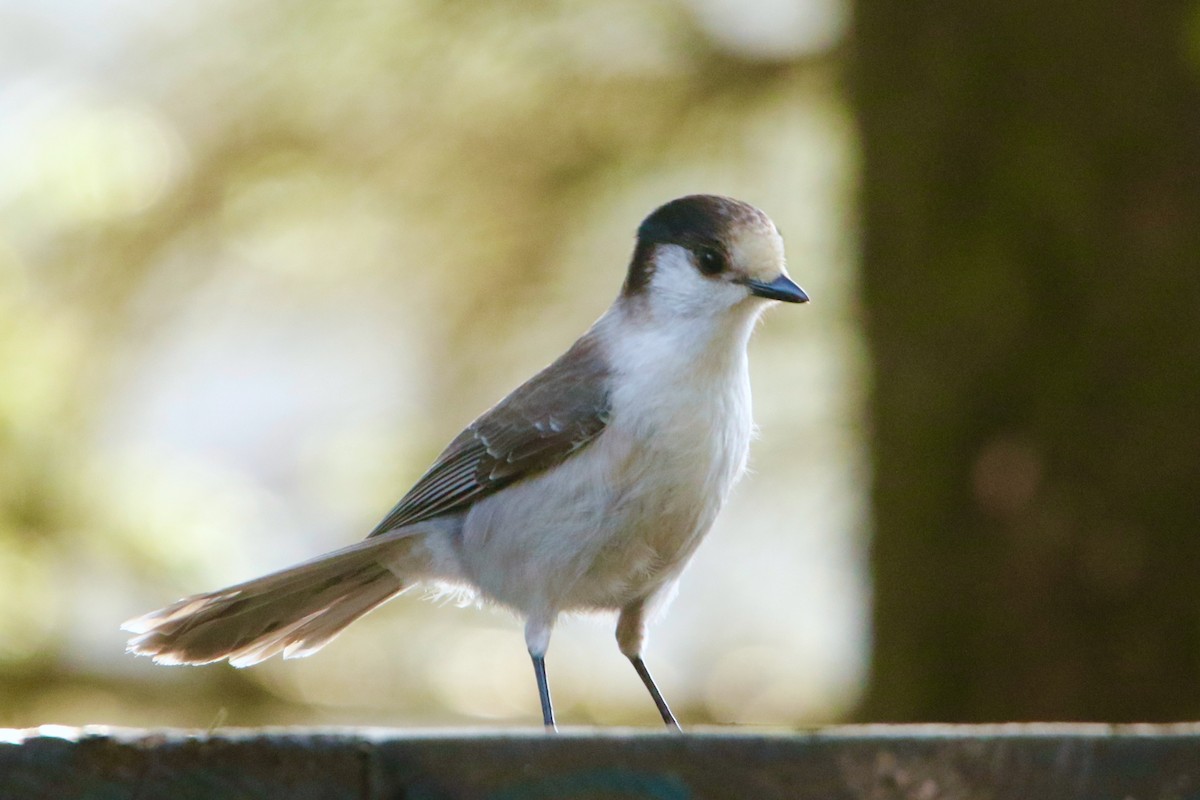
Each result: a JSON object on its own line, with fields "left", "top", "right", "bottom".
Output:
{"left": 122, "top": 534, "right": 417, "bottom": 666}
{"left": 367, "top": 332, "right": 611, "bottom": 537}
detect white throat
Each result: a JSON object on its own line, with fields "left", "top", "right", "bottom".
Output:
{"left": 610, "top": 245, "right": 764, "bottom": 378}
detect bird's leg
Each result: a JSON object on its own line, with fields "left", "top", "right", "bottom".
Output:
{"left": 617, "top": 599, "right": 681, "bottom": 731}
{"left": 525, "top": 617, "right": 557, "bottom": 732}
{"left": 630, "top": 655, "right": 678, "bottom": 730}
{"left": 530, "top": 653, "right": 555, "bottom": 731}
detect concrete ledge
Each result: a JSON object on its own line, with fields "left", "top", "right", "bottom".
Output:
{"left": 2, "top": 724, "right": 1199, "bottom": 799}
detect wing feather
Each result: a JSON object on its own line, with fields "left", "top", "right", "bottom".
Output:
{"left": 367, "top": 332, "right": 610, "bottom": 537}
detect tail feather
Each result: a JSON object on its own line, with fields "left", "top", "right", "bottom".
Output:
{"left": 123, "top": 533, "right": 418, "bottom": 667}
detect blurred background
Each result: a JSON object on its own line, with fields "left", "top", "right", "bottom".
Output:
{"left": 0, "top": 0, "right": 1196, "bottom": 729}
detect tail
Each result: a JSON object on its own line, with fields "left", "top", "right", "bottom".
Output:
{"left": 123, "top": 533, "right": 420, "bottom": 667}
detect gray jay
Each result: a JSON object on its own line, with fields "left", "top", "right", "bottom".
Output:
{"left": 123, "top": 194, "right": 808, "bottom": 730}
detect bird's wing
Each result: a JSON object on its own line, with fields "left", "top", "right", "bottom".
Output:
{"left": 367, "top": 333, "right": 611, "bottom": 537}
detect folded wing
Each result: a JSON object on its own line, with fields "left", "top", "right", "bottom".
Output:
{"left": 367, "top": 333, "right": 611, "bottom": 536}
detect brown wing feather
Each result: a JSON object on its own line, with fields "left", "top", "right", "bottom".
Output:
{"left": 367, "top": 333, "right": 611, "bottom": 537}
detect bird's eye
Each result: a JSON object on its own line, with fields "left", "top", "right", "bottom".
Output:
{"left": 697, "top": 247, "right": 726, "bottom": 276}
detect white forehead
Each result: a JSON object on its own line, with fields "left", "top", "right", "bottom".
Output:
{"left": 726, "top": 214, "right": 786, "bottom": 281}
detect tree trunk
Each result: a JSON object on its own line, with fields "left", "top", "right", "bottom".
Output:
{"left": 856, "top": 1, "right": 1200, "bottom": 720}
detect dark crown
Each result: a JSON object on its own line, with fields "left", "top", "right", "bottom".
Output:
{"left": 623, "top": 195, "right": 768, "bottom": 297}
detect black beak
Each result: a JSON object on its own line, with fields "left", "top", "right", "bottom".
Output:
{"left": 742, "top": 275, "right": 810, "bottom": 303}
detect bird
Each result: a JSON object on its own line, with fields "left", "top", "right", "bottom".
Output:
{"left": 122, "top": 194, "right": 808, "bottom": 730}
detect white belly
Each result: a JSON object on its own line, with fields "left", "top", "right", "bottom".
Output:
{"left": 457, "top": 360, "right": 753, "bottom": 618}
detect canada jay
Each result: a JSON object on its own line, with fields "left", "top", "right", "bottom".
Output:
{"left": 124, "top": 194, "right": 808, "bottom": 730}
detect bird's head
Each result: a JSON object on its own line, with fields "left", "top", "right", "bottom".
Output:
{"left": 621, "top": 195, "right": 808, "bottom": 319}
